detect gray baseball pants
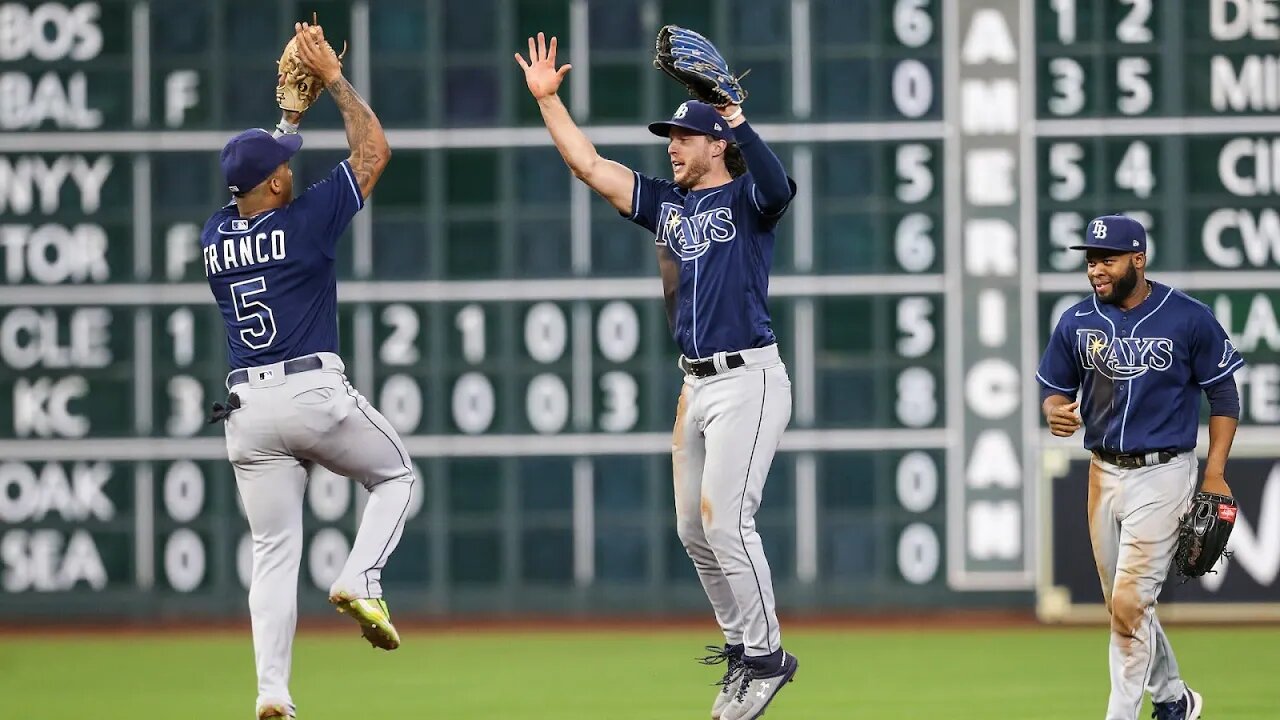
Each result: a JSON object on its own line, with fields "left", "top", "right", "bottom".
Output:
{"left": 1089, "top": 451, "right": 1197, "bottom": 720}
{"left": 223, "top": 352, "right": 414, "bottom": 715}
{"left": 672, "top": 344, "right": 792, "bottom": 659}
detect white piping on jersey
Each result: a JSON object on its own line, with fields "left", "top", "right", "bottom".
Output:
{"left": 688, "top": 189, "right": 726, "bottom": 358}
{"left": 1193, "top": 301, "right": 1246, "bottom": 386}
{"left": 1200, "top": 358, "right": 1245, "bottom": 386}
{"left": 692, "top": 259, "right": 700, "bottom": 357}
{"left": 1119, "top": 285, "right": 1173, "bottom": 452}
{"left": 339, "top": 160, "right": 364, "bottom": 208}
{"left": 1091, "top": 293, "right": 1119, "bottom": 450}
{"left": 1035, "top": 371, "right": 1076, "bottom": 394}
{"left": 628, "top": 170, "right": 642, "bottom": 221}
{"left": 216, "top": 210, "right": 277, "bottom": 235}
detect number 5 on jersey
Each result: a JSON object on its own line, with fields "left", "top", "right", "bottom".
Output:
{"left": 231, "top": 276, "right": 277, "bottom": 349}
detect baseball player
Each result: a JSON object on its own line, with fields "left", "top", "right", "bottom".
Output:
{"left": 1036, "top": 214, "right": 1244, "bottom": 720}
{"left": 203, "top": 22, "right": 412, "bottom": 720}
{"left": 516, "top": 32, "right": 798, "bottom": 720}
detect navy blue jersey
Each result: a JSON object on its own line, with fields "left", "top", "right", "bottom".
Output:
{"left": 1036, "top": 281, "right": 1245, "bottom": 453}
{"left": 627, "top": 171, "right": 795, "bottom": 358}
{"left": 201, "top": 161, "right": 364, "bottom": 369}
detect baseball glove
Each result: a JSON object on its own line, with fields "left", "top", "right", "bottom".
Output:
{"left": 1173, "top": 491, "right": 1237, "bottom": 581}
{"left": 275, "top": 15, "right": 346, "bottom": 113}
{"left": 653, "top": 24, "right": 748, "bottom": 107}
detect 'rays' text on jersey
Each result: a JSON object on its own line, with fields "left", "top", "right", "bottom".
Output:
{"left": 204, "top": 229, "right": 287, "bottom": 277}
{"left": 1077, "top": 329, "right": 1174, "bottom": 380}
{"left": 658, "top": 203, "right": 736, "bottom": 261}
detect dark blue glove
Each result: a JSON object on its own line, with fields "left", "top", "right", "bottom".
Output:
{"left": 654, "top": 25, "right": 748, "bottom": 107}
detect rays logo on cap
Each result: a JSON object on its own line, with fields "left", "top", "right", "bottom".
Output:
{"left": 1091, "top": 220, "right": 1107, "bottom": 239}
{"left": 674, "top": 102, "right": 689, "bottom": 119}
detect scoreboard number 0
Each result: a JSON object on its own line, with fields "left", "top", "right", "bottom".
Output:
{"left": 372, "top": 302, "right": 646, "bottom": 435}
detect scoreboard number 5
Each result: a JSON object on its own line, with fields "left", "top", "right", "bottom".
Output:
{"left": 1049, "top": 140, "right": 1154, "bottom": 200}
{"left": 1048, "top": 0, "right": 1153, "bottom": 117}
{"left": 895, "top": 297, "right": 938, "bottom": 428}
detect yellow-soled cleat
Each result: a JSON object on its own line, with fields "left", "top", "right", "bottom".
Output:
{"left": 330, "top": 595, "right": 401, "bottom": 650}
{"left": 257, "top": 703, "right": 294, "bottom": 719}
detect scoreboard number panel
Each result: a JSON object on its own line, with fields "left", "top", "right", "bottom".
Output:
{"left": 365, "top": 299, "right": 665, "bottom": 437}
{"left": 2, "top": 0, "right": 1278, "bottom": 617}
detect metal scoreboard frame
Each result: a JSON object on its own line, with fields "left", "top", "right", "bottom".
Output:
{"left": 0, "top": 0, "right": 1278, "bottom": 616}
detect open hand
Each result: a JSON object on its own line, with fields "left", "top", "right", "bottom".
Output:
{"left": 515, "top": 31, "right": 571, "bottom": 100}
{"left": 1047, "top": 400, "right": 1082, "bottom": 437}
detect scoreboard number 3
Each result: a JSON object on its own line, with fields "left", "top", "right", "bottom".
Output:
{"left": 373, "top": 302, "right": 643, "bottom": 435}
{"left": 1047, "top": 0, "right": 1154, "bottom": 117}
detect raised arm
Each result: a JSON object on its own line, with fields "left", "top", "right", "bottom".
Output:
{"left": 516, "top": 32, "right": 634, "bottom": 214}
{"left": 272, "top": 109, "right": 304, "bottom": 138}
{"left": 294, "top": 22, "right": 389, "bottom": 199}
{"left": 719, "top": 105, "right": 793, "bottom": 214}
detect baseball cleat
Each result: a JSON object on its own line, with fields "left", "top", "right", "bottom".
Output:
{"left": 720, "top": 651, "right": 798, "bottom": 720}
{"left": 257, "top": 703, "right": 295, "bottom": 719}
{"left": 330, "top": 595, "right": 400, "bottom": 650}
{"left": 698, "top": 643, "right": 746, "bottom": 719}
{"left": 1151, "top": 686, "right": 1202, "bottom": 720}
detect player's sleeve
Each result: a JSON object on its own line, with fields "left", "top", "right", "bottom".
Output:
{"left": 1188, "top": 304, "right": 1245, "bottom": 386}
{"left": 734, "top": 121, "right": 797, "bottom": 221}
{"left": 293, "top": 160, "right": 366, "bottom": 259}
{"left": 623, "top": 171, "right": 676, "bottom": 236}
{"left": 1035, "top": 316, "right": 1081, "bottom": 398}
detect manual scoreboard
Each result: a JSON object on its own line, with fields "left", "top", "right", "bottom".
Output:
{"left": 0, "top": 0, "right": 1275, "bottom": 619}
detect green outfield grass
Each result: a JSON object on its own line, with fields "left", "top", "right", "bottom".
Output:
{"left": 2, "top": 624, "right": 1276, "bottom": 719}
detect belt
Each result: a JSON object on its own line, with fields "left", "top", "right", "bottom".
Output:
{"left": 1094, "top": 449, "right": 1179, "bottom": 469}
{"left": 680, "top": 352, "right": 745, "bottom": 378}
{"left": 226, "top": 354, "right": 323, "bottom": 388}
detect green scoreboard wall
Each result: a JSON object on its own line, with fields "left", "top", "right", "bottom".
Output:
{"left": 0, "top": 0, "right": 1276, "bottom": 619}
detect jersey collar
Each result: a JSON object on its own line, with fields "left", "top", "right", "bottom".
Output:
{"left": 1091, "top": 280, "right": 1170, "bottom": 321}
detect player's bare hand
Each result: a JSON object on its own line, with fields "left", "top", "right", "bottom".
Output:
{"left": 515, "top": 32, "right": 571, "bottom": 100}
{"left": 294, "top": 19, "right": 343, "bottom": 87}
{"left": 715, "top": 103, "right": 745, "bottom": 126}
{"left": 1047, "top": 400, "right": 1082, "bottom": 437}
{"left": 1202, "top": 467, "right": 1233, "bottom": 497}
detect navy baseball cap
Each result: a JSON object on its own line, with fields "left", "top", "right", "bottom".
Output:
{"left": 1071, "top": 214, "right": 1147, "bottom": 253}
{"left": 220, "top": 129, "right": 303, "bottom": 194}
{"left": 648, "top": 101, "right": 735, "bottom": 142}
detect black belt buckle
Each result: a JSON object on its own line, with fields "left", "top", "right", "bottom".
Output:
{"left": 227, "top": 354, "right": 324, "bottom": 388}
{"left": 686, "top": 358, "right": 715, "bottom": 378}
{"left": 1115, "top": 454, "right": 1142, "bottom": 469}
{"left": 682, "top": 353, "right": 744, "bottom": 378}
{"left": 1099, "top": 449, "right": 1176, "bottom": 469}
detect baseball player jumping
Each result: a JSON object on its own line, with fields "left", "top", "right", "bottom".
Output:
{"left": 1036, "top": 215, "right": 1244, "bottom": 720}
{"left": 516, "top": 30, "right": 798, "bottom": 720}
{"left": 203, "top": 21, "right": 412, "bottom": 720}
